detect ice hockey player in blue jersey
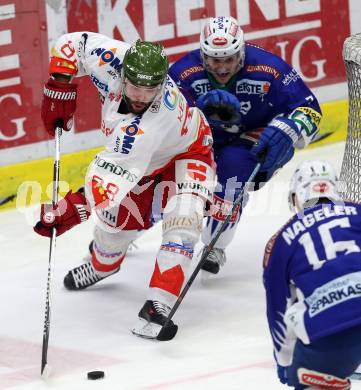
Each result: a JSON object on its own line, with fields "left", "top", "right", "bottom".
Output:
{"left": 263, "top": 160, "right": 361, "bottom": 389}
{"left": 169, "top": 16, "right": 322, "bottom": 275}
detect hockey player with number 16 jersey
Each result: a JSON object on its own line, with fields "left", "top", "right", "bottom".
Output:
{"left": 263, "top": 161, "right": 361, "bottom": 389}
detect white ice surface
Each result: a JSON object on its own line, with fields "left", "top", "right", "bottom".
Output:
{"left": 1, "top": 141, "right": 360, "bottom": 390}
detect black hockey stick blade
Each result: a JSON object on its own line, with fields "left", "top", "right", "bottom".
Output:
{"left": 156, "top": 323, "right": 178, "bottom": 341}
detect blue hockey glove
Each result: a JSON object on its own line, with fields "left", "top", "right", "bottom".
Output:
{"left": 277, "top": 364, "right": 289, "bottom": 384}
{"left": 196, "top": 90, "right": 242, "bottom": 131}
{"left": 252, "top": 117, "right": 300, "bottom": 172}
{"left": 196, "top": 89, "right": 240, "bottom": 112}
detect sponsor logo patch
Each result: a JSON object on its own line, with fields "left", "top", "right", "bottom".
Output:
{"left": 94, "top": 156, "right": 138, "bottom": 182}
{"left": 91, "top": 47, "right": 121, "bottom": 71}
{"left": 160, "top": 242, "right": 194, "bottom": 259}
{"left": 164, "top": 89, "right": 178, "bottom": 110}
{"left": 113, "top": 116, "right": 144, "bottom": 154}
{"left": 177, "top": 182, "right": 212, "bottom": 200}
{"left": 90, "top": 73, "right": 109, "bottom": 93}
{"left": 236, "top": 79, "right": 270, "bottom": 95}
{"left": 191, "top": 79, "right": 212, "bottom": 95}
{"left": 297, "top": 106, "right": 322, "bottom": 126}
{"left": 282, "top": 69, "right": 300, "bottom": 85}
{"left": 211, "top": 194, "right": 241, "bottom": 222}
{"left": 246, "top": 64, "right": 281, "bottom": 79}
{"left": 180, "top": 65, "right": 204, "bottom": 80}
{"left": 306, "top": 272, "right": 361, "bottom": 317}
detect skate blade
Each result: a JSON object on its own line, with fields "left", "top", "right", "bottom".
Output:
{"left": 200, "top": 269, "right": 218, "bottom": 285}
{"left": 131, "top": 318, "right": 178, "bottom": 341}
{"left": 131, "top": 318, "right": 163, "bottom": 340}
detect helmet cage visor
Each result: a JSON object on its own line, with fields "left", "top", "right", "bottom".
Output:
{"left": 202, "top": 51, "right": 243, "bottom": 76}
{"left": 288, "top": 161, "right": 341, "bottom": 212}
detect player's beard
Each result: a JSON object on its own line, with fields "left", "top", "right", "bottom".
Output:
{"left": 125, "top": 97, "right": 151, "bottom": 114}
{"left": 129, "top": 100, "right": 149, "bottom": 113}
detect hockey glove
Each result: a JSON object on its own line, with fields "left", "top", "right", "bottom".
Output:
{"left": 34, "top": 190, "right": 91, "bottom": 237}
{"left": 196, "top": 89, "right": 240, "bottom": 111}
{"left": 252, "top": 117, "right": 300, "bottom": 172}
{"left": 41, "top": 78, "right": 78, "bottom": 136}
{"left": 196, "top": 90, "right": 242, "bottom": 131}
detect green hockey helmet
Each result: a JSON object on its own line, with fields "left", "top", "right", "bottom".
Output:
{"left": 123, "top": 40, "right": 169, "bottom": 87}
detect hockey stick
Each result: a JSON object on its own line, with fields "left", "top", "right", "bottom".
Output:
{"left": 157, "top": 160, "right": 262, "bottom": 341}
{"left": 0, "top": 194, "right": 16, "bottom": 206}
{"left": 41, "top": 124, "right": 62, "bottom": 376}
{"left": 350, "top": 372, "right": 361, "bottom": 380}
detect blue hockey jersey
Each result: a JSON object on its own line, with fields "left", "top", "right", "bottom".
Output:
{"left": 169, "top": 44, "right": 321, "bottom": 148}
{"left": 263, "top": 201, "right": 361, "bottom": 367}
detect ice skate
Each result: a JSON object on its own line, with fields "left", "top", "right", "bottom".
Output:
{"left": 63, "top": 253, "right": 119, "bottom": 290}
{"left": 200, "top": 246, "right": 226, "bottom": 275}
{"left": 131, "top": 300, "right": 178, "bottom": 340}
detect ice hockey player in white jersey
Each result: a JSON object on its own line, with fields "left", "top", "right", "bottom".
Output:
{"left": 34, "top": 32, "right": 215, "bottom": 340}
{"left": 263, "top": 160, "right": 361, "bottom": 389}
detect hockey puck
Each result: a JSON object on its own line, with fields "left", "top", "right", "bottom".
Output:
{"left": 87, "top": 371, "right": 105, "bottom": 380}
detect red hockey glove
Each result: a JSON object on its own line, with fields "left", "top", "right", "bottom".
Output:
{"left": 41, "top": 78, "right": 78, "bottom": 136}
{"left": 34, "top": 190, "right": 91, "bottom": 237}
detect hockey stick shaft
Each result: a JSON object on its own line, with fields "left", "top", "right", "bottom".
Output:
{"left": 41, "top": 125, "right": 62, "bottom": 375}
{"left": 158, "top": 161, "right": 262, "bottom": 338}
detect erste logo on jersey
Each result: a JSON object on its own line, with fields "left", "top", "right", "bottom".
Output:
{"left": 114, "top": 116, "right": 144, "bottom": 154}
{"left": 236, "top": 79, "right": 270, "bottom": 95}
{"left": 191, "top": 79, "right": 211, "bottom": 95}
{"left": 91, "top": 47, "right": 121, "bottom": 71}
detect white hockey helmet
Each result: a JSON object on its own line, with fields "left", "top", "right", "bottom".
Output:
{"left": 200, "top": 16, "right": 245, "bottom": 61}
{"left": 288, "top": 160, "right": 341, "bottom": 212}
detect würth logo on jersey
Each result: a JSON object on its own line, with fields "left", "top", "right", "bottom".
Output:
{"left": 118, "top": 116, "right": 144, "bottom": 154}
{"left": 43, "top": 87, "right": 77, "bottom": 100}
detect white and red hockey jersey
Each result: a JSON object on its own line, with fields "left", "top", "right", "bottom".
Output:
{"left": 49, "top": 32, "right": 214, "bottom": 208}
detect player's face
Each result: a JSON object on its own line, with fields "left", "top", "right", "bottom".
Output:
{"left": 124, "top": 79, "right": 161, "bottom": 113}
{"left": 204, "top": 53, "right": 241, "bottom": 84}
